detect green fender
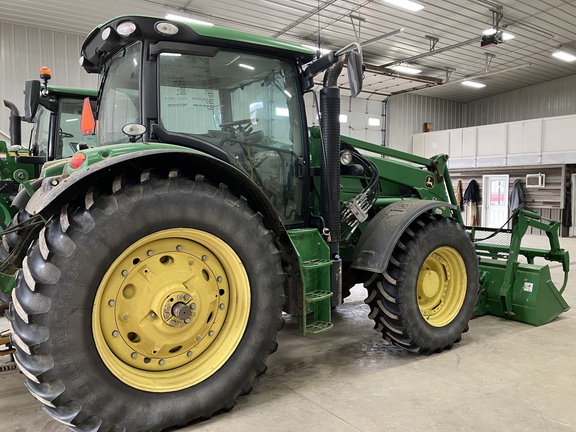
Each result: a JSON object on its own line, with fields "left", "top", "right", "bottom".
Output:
{"left": 351, "top": 200, "right": 457, "bottom": 274}
{"left": 25, "top": 148, "right": 286, "bottom": 235}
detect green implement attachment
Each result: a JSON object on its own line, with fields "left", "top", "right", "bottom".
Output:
{"left": 288, "top": 228, "right": 333, "bottom": 335}
{"left": 472, "top": 209, "right": 570, "bottom": 325}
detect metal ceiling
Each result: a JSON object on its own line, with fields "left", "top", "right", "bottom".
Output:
{"left": 1, "top": 0, "right": 576, "bottom": 102}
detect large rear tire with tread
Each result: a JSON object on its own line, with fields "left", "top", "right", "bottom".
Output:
{"left": 9, "top": 170, "right": 285, "bottom": 431}
{"left": 365, "top": 214, "right": 478, "bottom": 354}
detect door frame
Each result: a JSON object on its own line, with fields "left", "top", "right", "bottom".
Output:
{"left": 482, "top": 174, "right": 510, "bottom": 228}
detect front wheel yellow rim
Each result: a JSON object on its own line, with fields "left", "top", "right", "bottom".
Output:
{"left": 417, "top": 246, "right": 467, "bottom": 327}
{"left": 92, "top": 228, "right": 250, "bottom": 392}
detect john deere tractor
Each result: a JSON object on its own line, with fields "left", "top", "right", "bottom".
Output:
{"left": 0, "top": 69, "right": 97, "bottom": 300}
{"left": 3, "top": 15, "right": 569, "bottom": 432}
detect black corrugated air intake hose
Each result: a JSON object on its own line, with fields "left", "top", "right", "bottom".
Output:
{"left": 320, "top": 59, "right": 344, "bottom": 306}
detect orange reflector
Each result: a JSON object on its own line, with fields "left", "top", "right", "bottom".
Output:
{"left": 70, "top": 153, "right": 87, "bottom": 169}
{"left": 39, "top": 66, "right": 52, "bottom": 80}
{"left": 81, "top": 97, "right": 95, "bottom": 135}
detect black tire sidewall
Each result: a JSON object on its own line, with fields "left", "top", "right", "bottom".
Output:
{"left": 33, "top": 177, "right": 283, "bottom": 430}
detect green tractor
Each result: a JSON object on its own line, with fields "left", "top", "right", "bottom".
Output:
{"left": 0, "top": 68, "right": 97, "bottom": 299}
{"left": 3, "top": 16, "right": 569, "bottom": 432}
{"left": 0, "top": 68, "right": 97, "bottom": 224}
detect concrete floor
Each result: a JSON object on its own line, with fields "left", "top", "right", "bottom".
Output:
{"left": 1, "top": 234, "right": 576, "bottom": 432}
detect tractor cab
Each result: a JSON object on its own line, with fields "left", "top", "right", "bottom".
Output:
{"left": 94, "top": 39, "right": 309, "bottom": 224}
{"left": 23, "top": 67, "right": 98, "bottom": 162}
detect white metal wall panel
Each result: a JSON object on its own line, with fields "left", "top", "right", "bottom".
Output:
{"left": 414, "top": 113, "right": 576, "bottom": 167}
{"left": 0, "top": 22, "right": 98, "bottom": 142}
{"left": 303, "top": 91, "right": 383, "bottom": 144}
{"left": 463, "top": 73, "right": 576, "bottom": 127}
{"left": 387, "top": 93, "right": 463, "bottom": 153}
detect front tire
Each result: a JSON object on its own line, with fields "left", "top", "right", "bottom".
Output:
{"left": 365, "top": 214, "right": 478, "bottom": 354}
{"left": 9, "top": 170, "right": 285, "bottom": 431}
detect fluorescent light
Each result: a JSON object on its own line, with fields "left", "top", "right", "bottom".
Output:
{"left": 383, "top": 0, "right": 425, "bottom": 12}
{"left": 66, "top": 118, "right": 78, "bottom": 122}
{"left": 302, "top": 44, "right": 332, "bottom": 55}
{"left": 552, "top": 50, "right": 576, "bottom": 62}
{"left": 368, "top": 117, "right": 381, "bottom": 127}
{"left": 339, "top": 114, "right": 348, "bottom": 123}
{"left": 165, "top": 13, "right": 213, "bottom": 26}
{"left": 160, "top": 53, "right": 182, "bottom": 57}
{"left": 283, "top": 90, "right": 292, "bottom": 98}
{"left": 239, "top": 63, "right": 255, "bottom": 70}
{"left": 462, "top": 80, "right": 486, "bottom": 88}
{"left": 482, "top": 28, "right": 515, "bottom": 41}
{"left": 390, "top": 64, "right": 422, "bottom": 74}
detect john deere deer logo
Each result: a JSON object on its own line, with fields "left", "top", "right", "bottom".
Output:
{"left": 425, "top": 175, "right": 435, "bottom": 189}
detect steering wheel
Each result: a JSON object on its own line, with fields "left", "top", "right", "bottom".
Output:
{"left": 59, "top": 129, "right": 74, "bottom": 139}
{"left": 219, "top": 119, "right": 253, "bottom": 134}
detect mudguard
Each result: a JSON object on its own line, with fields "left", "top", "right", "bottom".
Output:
{"left": 351, "top": 200, "right": 457, "bottom": 274}
{"left": 24, "top": 148, "right": 286, "bottom": 235}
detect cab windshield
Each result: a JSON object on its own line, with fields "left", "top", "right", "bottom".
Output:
{"left": 158, "top": 49, "right": 306, "bottom": 224}
{"left": 98, "top": 43, "right": 141, "bottom": 146}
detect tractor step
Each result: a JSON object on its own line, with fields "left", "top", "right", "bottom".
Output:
{"left": 288, "top": 229, "right": 333, "bottom": 335}
{"left": 305, "top": 320, "right": 333, "bottom": 335}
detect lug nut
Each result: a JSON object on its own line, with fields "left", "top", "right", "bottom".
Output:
{"left": 122, "top": 314, "right": 129, "bottom": 321}
{"left": 202, "top": 255, "right": 208, "bottom": 261}
{"left": 150, "top": 312, "right": 157, "bottom": 318}
{"left": 209, "top": 331, "right": 214, "bottom": 337}
{"left": 184, "top": 294, "right": 191, "bottom": 301}
{"left": 170, "top": 320, "right": 176, "bottom": 326}
{"left": 188, "top": 260, "right": 194, "bottom": 265}
{"left": 196, "top": 336, "right": 201, "bottom": 342}
{"left": 108, "top": 300, "right": 115, "bottom": 306}
{"left": 187, "top": 351, "right": 193, "bottom": 357}
{"left": 185, "top": 318, "right": 191, "bottom": 324}
{"left": 177, "top": 245, "right": 183, "bottom": 251}
{"left": 147, "top": 250, "right": 153, "bottom": 256}
{"left": 121, "top": 270, "right": 128, "bottom": 277}
{"left": 163, "top": 312, "right": 170, "bottom": 319}
{"left": 219, "top": 303, "right": 225, "bottom": 309}
{"left": 217, "top": 276, "right": 222, "bottom": 282}
{"left": 190, "top": 303, "right": 196, "bottom": 309}
{"left": 112, "top": 330, "right": 119, "bottom": 337}
{"left": 159, "top": 359, "right": 165, "bottom": 365}
{"left": 131, "top": 352, "right": 138, "bottom": 359}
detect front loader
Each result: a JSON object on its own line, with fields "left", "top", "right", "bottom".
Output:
{"left": 2, "top": 15, "right": 569, "bottom": 432}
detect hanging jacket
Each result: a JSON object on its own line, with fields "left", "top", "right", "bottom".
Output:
{"left": 509, "top": 178, "right": 525, "bottom": 212}
{"left": 463, "top": 179, "right": 480, "bottom": 203}
{"left": 456, "top": 179, "right": 463, "bottom": 210}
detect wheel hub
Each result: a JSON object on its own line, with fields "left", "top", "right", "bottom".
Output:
{"left": 417, "top": 247, "right": 467, "bottom": 327}
{"left": 93, "top": 229, "right": 250, "bottom": 392}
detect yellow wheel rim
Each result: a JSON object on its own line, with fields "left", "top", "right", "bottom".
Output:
{"left": 92, "top": 228, "right": 250, "bottom": 392}
{"left": 417, "top": 246, "right": 466, "bottom": 327}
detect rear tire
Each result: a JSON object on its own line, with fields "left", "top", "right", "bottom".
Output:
{"left": 365, "top": 214, "right": 478, "bottom": 354}
{"left": 9, "top": 170, "right": 285, "bottom": 431}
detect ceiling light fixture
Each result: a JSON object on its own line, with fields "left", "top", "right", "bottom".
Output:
{"left": 239, "top": 63, "right": 255, "bottom": 70}
{"left": 483, "top": 28, "right": 515, "bottom": 41}
{"left": 383, "top": 0, "right": 424, "bottom": 11}
{"left": 390, "top": 64, "right": 422, "bottom": 74}
{"left": 552, "top": 49, "right": 576, "bottom": 62}
{"left": 165, "top": 13, "right": 213, "bottom": 26}
{"left": 462, "top": 80, "right": 486, "bottom": 88}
